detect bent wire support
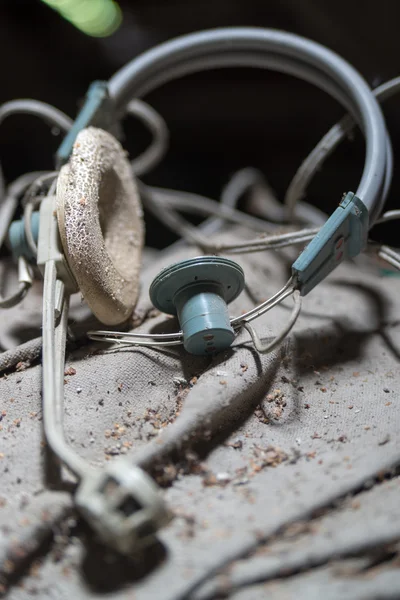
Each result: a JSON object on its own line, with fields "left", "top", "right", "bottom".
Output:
{"left": 35, "top": 128, "right": 170, "bottom": 554}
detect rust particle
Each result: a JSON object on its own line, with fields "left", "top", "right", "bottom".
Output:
{"left": 64, "top": 367, "right": 76, "bottom": 376}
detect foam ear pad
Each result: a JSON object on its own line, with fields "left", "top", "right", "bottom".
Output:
{"left": 56, "top": 127, "right": 144, "bottom": 325}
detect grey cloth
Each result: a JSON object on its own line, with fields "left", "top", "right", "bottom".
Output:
{"left": 0, "top": 229, "right": 400, "bottom": 599}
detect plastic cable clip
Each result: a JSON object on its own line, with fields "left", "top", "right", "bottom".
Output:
{"left": 36, "top": 196, "right": 78, "bottom": 294}
{"left": 292, "top": 192, "right": 369, "bottom": 296}
{"left": 56, "top": 81, "right": 117, "bottom": 168}
{"left": 75, "top": 460, "right": 171, "bottom": 554}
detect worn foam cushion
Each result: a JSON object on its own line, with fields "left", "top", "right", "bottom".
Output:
{"left": 56, "top": 127, "right": 144, "bottom": 325}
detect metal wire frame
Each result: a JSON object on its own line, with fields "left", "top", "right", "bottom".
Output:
{"left": 42, "top": 259, "right": 87, "bottom": 478}
{"left": 244, "top": 290, "right": 302, "bottom": 353}
{"left": 88, "top": 278, "right": 296, "bottom": 349}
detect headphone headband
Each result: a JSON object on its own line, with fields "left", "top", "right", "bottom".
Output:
{"left": 109, "top": 27, "right": 389, "bottom": 224}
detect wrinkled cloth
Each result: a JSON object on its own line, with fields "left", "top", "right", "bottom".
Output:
{"left": 0, "top": 228, "right": 400, "bottom": 599}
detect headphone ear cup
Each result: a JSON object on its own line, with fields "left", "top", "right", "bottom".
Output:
{"left": 56, "top": 127, "right": 144, "bottom": 325}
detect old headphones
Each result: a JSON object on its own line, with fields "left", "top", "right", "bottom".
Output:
{"left": 2, "top": 27, "right": 392, "bottom": 553}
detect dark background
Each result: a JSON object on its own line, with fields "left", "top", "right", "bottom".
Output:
{"left": 0, "top": 0, "right": 399, "bottom": 247}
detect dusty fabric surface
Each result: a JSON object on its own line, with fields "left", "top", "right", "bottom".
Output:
{"left": 196, "top": 475, "right": 400, "bottom": 599}
{"left": 0, "top": 227, "right": 399, "bottom": 599}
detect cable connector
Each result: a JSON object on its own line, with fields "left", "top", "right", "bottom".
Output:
{"left": 56, "top": 81, "right": 117, "bottom": 168}
{"left": 292, "top": 192, "right": 369, "bottom": 296}
{"left": 36, "top": 196, "right": 78, "bottom": 294}
{"left": 75, "top": 461, "right": 171, "bottom": 554}
{"left": 8, "top": 212, "right": 40, "bottom": 262}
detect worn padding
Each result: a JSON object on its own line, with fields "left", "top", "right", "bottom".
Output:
{"left": 57, "top": 127, "right": 144, "bottom": 325}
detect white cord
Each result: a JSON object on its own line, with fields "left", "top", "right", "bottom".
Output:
{"left": 204, "top": 228, "right": 319, "bottom": 255}
{"left": 127, "top": 99, "right": 169, "bottom": 176}
{"left": 376, "top": 209, "right": 400, "bottom": 225}
{"left": 378, "top": 246, "right": 400, "bottom": 271}
{"left": 231, "top": 281, "right": 294, "bottom": 326}
{"left": 284, "top": 76, "right": 400, "bottom": 221}
{"left": 244, "top": 290, "right": 302, "bottom": 353}
{"left": 0, "top": 99, "right": 73, "bottom": 133}
{"left": 0, "top": 257, "right": 32, "bottom": 309}
{"left": 203, "top": 168, "right": 269, "bottom": 234}
{"left": 139, "top": 181, "right": 272, "bottom": 231}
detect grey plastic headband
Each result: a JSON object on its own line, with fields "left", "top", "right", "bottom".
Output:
{"left": 109, "top": 27, "right": 389, "bottom": 224}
